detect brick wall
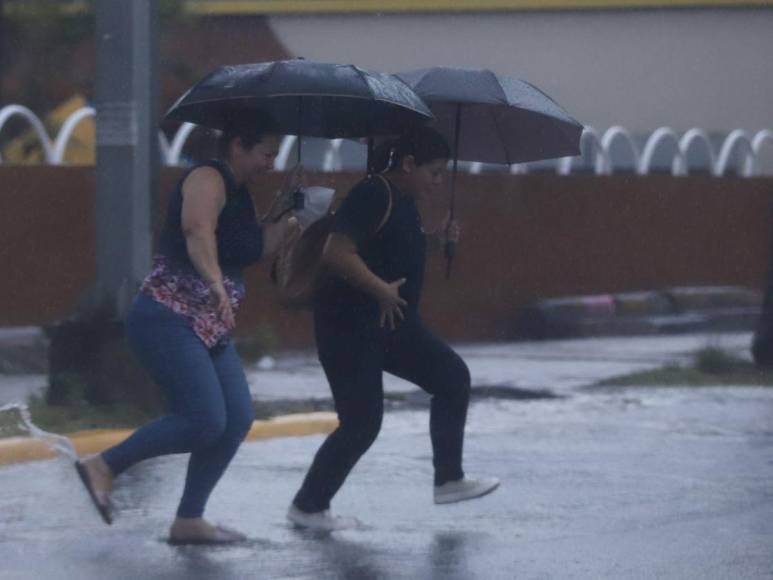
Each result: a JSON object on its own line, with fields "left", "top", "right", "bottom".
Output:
{"left": 0, "top": 167, "right": 769, "bottom": 347}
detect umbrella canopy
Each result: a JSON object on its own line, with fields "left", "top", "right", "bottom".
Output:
{"left": 166, "top": 59, "right": 433, "bottom": 138}
{"left": 397, "top": 67, "right": 583, "bottom": 164}
{"left": 397, "top": 67, "right": 583, "bottom": 279}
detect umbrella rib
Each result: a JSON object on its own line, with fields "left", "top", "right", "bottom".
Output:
{"left": 350, "top": 66, "right": 375, "bottom": 132}
{"left": 264, "top": 60, "right": 281, "bottom": 89}
{"left": 350, "top": 65, "right": 371, "bottom": 92}
{"left": 486, "top": 69, "right": 510, "bottom": 106}
{"left": 174, "top": 93, "right": 428, "bottom": 110}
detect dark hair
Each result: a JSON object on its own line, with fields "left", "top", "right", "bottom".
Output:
{"left": 217, "top": 110, "right": 278, "bottom": 158}
{"left": 373, "top": 126, "right": 451, "bottom": 173}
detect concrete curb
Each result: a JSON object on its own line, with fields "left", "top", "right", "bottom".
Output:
{"left": 0, "top": 411, "right": 338, "bottom": 467}
{"left": 517, "top": 286, "right": 762, "bottom": 339}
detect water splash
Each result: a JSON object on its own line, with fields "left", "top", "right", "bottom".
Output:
{"left": 0, "top": 402, "right": 77, "bottom": 459}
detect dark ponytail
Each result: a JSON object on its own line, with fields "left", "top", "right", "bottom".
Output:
{"left": 372, "top": 126, "right": 451, "bottom": 174}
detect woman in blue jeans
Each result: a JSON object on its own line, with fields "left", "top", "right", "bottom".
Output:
{"left": 75, "top": 114, "right": 298, "bottom": 544}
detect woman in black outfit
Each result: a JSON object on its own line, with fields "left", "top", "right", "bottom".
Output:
{"left": 287, "top": 127, "right": 499, "bottom": 531}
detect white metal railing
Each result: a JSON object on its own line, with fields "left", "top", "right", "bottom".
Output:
{"left": 1, "top": 104, "right": 772, "bottom": 177}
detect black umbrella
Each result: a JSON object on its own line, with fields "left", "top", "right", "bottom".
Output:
{"left": 166, "top": 59, "right": 433, "bottom": 155}
{"left": 397, "top": 67, "right": 583, "bottom": 277}
{"left": 166, "top": 59, "right": 432, "bottom": 219}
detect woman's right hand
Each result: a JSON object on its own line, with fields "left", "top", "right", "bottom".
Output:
{"left": 209, "top": 280, "right": 235, "bottom": 330}
{"left": 377, "top": 278, "right": 408, "bottom": 330}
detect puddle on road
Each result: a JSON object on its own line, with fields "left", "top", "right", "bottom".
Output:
{"left": 386, "top": 384, "right": 561, "bottom": 411}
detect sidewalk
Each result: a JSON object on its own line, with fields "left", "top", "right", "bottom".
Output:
{"left": 243, "top": 332, "right": 754, "bottom": 404}
{"left": 0, "top": 332, "right": 755, "bottom": 408}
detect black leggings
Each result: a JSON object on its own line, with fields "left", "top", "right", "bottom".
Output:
{"left": 293, "top": 312, "right": 471, "bottom": 513}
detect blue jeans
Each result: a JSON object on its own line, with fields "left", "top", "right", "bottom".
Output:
{"left": 102, "top": 293, "right": 255, "bottom": 518}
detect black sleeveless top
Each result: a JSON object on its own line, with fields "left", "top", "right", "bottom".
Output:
{"left": 158, "top": 160, "right": 264, "bottom": 280}
{"left": 315, "top": 175, "right": 427, "bottom": 322}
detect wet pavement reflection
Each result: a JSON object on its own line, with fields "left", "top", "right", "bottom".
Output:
{"left": 1, "top": 381, "right": 772, "bottom": 578}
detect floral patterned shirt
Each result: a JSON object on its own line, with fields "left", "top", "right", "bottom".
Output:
{"left": 140, "top": 255, "right": 245, "bottom": 348}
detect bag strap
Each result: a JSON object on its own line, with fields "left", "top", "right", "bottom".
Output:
{"left": 373, "top": 174, "right": 394, "bottom": 234}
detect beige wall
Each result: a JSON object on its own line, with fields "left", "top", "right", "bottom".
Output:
{"left": 268, "top": 8, "right": 773, "bottom": 133}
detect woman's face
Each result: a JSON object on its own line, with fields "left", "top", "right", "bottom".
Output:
{"left": 403, "top": 157, "right": 448, "bottom": 200}
{"left": 236, "top": 134, "right": 280, "bottom": 183}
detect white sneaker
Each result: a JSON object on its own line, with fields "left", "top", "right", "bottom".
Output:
{"left": 434, "top": 476, "right": 501, "bottom": 505}
{"left": 286, "top": 505, "right": 362, "bottom": 531}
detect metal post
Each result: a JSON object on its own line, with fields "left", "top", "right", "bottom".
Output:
{"left": 93, "top": 0, "right": 158, "bottom": 319}
{"left": 0, "top": 0, "right": 5, "bottom": 105}
{"left": 46, "top": 0, "right": 161, "bottom": 410}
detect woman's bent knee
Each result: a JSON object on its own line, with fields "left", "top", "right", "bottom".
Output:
{"left": 190, "top": 415, "right": 227, "bottom": 449}
{"left": 229, "top": 407, "right": 255, "bottom": 441}
{"left": 340, "top": 413, "right": 382, "bottom": 451}
{"left": 442, "top": 359, "right": 471, "bottom": 402}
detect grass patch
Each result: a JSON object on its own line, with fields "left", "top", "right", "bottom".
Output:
{"left": 0, "top": 395, "right": 332, "bottom": 439}
{"left": 595, "top": 347, "right": 773, "bottom": 388}
{"left": 0, "top": 395, "right": 152, "bottom": 438}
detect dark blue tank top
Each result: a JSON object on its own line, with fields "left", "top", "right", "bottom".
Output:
{"left": 158, "top": 160, "right": 264, "bottom": 279}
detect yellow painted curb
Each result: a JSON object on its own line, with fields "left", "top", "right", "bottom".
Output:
{"left": 246, "top": 412, "right": 339, "bottom": 441}
{"left": 0, "top": 412, "right": 338, "bottom": 467}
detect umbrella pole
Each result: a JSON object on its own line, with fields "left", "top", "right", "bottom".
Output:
{"left": 367, "top": 137, "right": 374, "bottom": 175}
{"left": 445, "top": 105, "right": 462, "bottom": 280}
{"left": 296, "top": 96, "right": 303, "bottom": 165}
{"left": 293, "top": 97, "right": 304, "bottom": 211}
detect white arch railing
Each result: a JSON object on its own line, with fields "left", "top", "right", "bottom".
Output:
{"left": 557, "top": 126, "right": 609, "bottom": 176}
{"left": 0, "top": 105, "right": 55, "bottom": 163}
{"left": 716, "top": 129, "right": 755, "bottom": 178}
{"left": 600, "top": 125, "right": 640, "bottom": 175}
{"left": 674, "top": 128, "right": 716, "bottom": 176}
{"left": 321, "top": 138, "right": 344, "bottom": 172}
{"left": 274, "top": 134, "right": 298, "bottom": 170}
{"left": 638, "top": 126, "right": 684, "bottom": 176}
{"left": 51, "top": 106, "right": 95, "bottom": 164}
{"left": 1, "top": 104, "right": 772, "bottom": 177}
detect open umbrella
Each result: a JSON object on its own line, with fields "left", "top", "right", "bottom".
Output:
{"left": 166, "top": 59, "right": 433, "bottom": 159}
{"left": 397, "top": 67, "right": 583, "bottom": 277}
{"left": 167, "top": 59, "right": 432, "bottom": 218}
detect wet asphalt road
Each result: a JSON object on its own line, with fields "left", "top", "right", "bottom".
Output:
{"left": 1, "top": 381, "right": 772, "bottom": 579}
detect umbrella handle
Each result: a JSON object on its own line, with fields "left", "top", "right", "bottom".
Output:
{"left": 444, "top": 239, "right": 456, "bottom": 280}
{"left": 444, "top": 104, "right": 462, "bottom": 281}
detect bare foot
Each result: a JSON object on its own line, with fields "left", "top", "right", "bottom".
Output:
{"left": 169, "top": 517, "right": 247, "bottom": 545}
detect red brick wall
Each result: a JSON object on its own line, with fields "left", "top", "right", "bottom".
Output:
{"left": 1, "top": 167, "right": 770, "bottom": 347}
